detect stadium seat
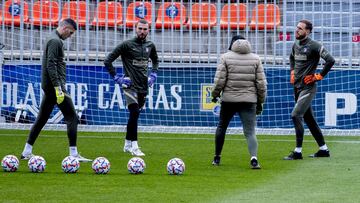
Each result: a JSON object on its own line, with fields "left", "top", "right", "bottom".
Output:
{"left": 250, "top": 4, "right": 281, "bottom": 30}
{"left": 155, "top": 2, "right": 187, "bottom": 29}
{"left": 0, "top": 0, "right": 29, "bottom": 26}
{"left": 125, "top": 1, "right": 153, "bottom": 28}
{"left": 186, "top": 3, "right": 217, "bottom": 29}
{"left": 220, "top": 3, "right": 247, "bottom": 30}
{"left": 92, "top": 1, "right": 123, "bottom": 27}
{"left": 61, "top": 1, "right": 89, "bottom": 27}
{"left": 32, "top": 0, "right": 60, "bottom": 26}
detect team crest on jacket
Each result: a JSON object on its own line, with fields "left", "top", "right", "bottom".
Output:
{"left": 146, "top": 48, "right": 149, "bottom": 53}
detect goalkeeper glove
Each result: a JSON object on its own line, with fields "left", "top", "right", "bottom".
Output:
{"left": 55, "top": 86, "right": 64, "bottom": 104}
{"left": 304, "top": 73, "right": 323, "bottom": 85}
{"left": 290, "top": 70, "right": 295, "bottom": 84}
{"left": 148, "top": 72, "right": 157, "bottom": 88}
{"left": 256, "top": 103, "right": 263, "bottom": 115}
{"left": 114, "top": 74, "right": 131, "bottom": 88}
{"left": 211, "top": 97, "right": 219, "bottom": 103}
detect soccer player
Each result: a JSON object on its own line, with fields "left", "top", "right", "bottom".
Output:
{"left": 104, "top": 19, "right": 159, "bottom": 157}
{"left": 284, "top": 19, "right": 335, "bottom": 160}
{"left": 211, "top": 35, "right": 267, "bottom": 169}
{"left": 20, "top": 18, "right": 91, "bottom": 162}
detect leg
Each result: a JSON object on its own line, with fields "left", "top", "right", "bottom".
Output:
{"left": 238, "top": 103, "right": 257, "bottom": 157}
{"left": 214, "top": 102, "right": 236, "bottom": 156}
{"left": 303, "top": 108, "right": 325, "bottom": 147}
{"left": 126, "top": 103, "right": 140, "bottom": 141}
{"left": 58, "top": 94, "right": 79, "bottom": 147}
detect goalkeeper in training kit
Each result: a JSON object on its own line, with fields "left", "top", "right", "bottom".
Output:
{"left": 20, "top": 18, "right": 91, "bottom": 162}
{"left": 104, "top": 19, "right": 159, "bottom": 157}
{"left": 284, "top": 19, "right": 335, "bottom": 160}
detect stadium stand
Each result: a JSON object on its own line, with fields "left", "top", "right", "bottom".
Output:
{"left": 125, "top": 1, "right": 153, "bottom": 28}
{"left": 220, "top": 3, "right": 247, "bottom": 30}
{"left": 31, "top": 0, "right": 59, "bottom": 26}
{"left": 186, "top": 3, "right": 217, "bottom": 29}
{"left": 250, "top": 4, "right": 280, "bottom": 30}
{"left": 0, "top": 0, "right": 29, "bottom": 26}
{"left": 92, "top": 1, "right": 123, "bottom": 27}
{"left": 155, "top": 2, "right": 187, "bottom": 29}
{"left": 61, "top": 1, "right": 89, "bottom": 27}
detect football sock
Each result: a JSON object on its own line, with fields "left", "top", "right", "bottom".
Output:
{"left": 69, "top": 146, "right": 78, "bottom": 156}
{"left": 294, "top": 147, "right": 302, "bottom": 153}
{"left": 250, "top": 156, "right": 257, "bottom": 160}
{"left": 132, "top": 141, "right": 139, "bottom": 149}
{"left": 22, "top": 143, "right": 33, "bottom": 155}
{"left": 125, "top": 139, "right": 132, "bottom": 147}
{"left": 319, "top": 144, "right": 328, "bottom": 150}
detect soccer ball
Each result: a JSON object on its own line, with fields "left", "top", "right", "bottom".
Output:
{"left": 1, "top": 155, "right": 19, "bottom": 172}
{"left": 167, "top": 158, "right": 185, "bottom": 175}
{"left": 28, "top": 155, "right": 46, "bottom": 173}
{"left": 61, "top": 156, "right": 80, "bottom": 173}
{"left": 127, "top": 157, "right": 146, "bottom": 174}
{"left": 92, "top": 157, "right": 111, "bottom": 174}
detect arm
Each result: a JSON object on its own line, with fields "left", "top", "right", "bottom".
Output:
{"left": 149, "top": 44, "right": 159, "bottom": 73}
{"left": 255, "top": 59, "right": 267, "bottom": 105}
{"left": 211, "top": 55, "right": 227, "bottom": 100}
{"left": 319, "top": 46, "right": 335, "bottom": 77}
{"left": 104, "top": 43, "right": 123, "bottom": 77}
{"left": 46, "top": 39, "right": 62, "bottom": 87}
{"left": 289, "top": 45, "right": 295, "bottom": 84}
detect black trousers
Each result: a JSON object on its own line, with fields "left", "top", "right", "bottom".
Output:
{"left": 125, "top": 91, "right": 146, "bottom": 141}
{"left": 291, "top": 87, "right": 325, "bottom": 148}
{"left": 27, "top": 89, "right": 79, "bottom": 146}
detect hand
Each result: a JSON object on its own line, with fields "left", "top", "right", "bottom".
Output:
{"left": 148, "top": 72, "right": 157, "bottom": 88}
{"left": 304, "top": 73, "right": 323, "bottom": 85}
{"left": 114, "top": 74, "right": 131, "bottom": 88}
{"left": 55, "top": 86, "right": 64, "bottom": 104}
{"left": 211, "top": 97, "right": 218, "bottom": 103}
{"left": 290, "top": 70, "right": 295, "bottom": 84}
{"left": 256, "top": 103, "right": 263, "bottom": 115}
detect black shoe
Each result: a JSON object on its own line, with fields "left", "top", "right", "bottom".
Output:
{"left": 212, "top": 155, "right": 221, "bottom": 166}
{"left": 250, "top": 158, "right": 261, "bottom": 169}
{"left": 283, "top": 151, "right": 303, "bottom": 160}
{"left": 309, "top": 150, "right": 330, "bottom": 158}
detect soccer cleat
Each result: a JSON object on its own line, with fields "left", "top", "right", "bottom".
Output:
{"left": 20, "top": 153, "right": 34, "bottom": 160}
{"left": 212, "top": 155, "right": 221, "bottom": 166}
{"left": 250, "top": 158, "right": 261, "bottom": 169}
{"left": 309, "top": 150, "right": 330, "bottom": 158}
{"left": 72, "top": 154, "right": 92, "bottom": 162}
{"left": 283, "top": 151, "right": 303, "bottom": 160}
{"left": 123, "top": 145, "right": 132, "bottom": 153}
{"left": 131, "top": 148, "right": 145, "bottom": 156}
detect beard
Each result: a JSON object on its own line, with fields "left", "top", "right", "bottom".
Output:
{"left": 296, "top": 33, "right": 306, "bottom": 40}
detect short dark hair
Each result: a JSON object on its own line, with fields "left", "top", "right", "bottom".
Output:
{"left": 61, "top": 18, "right": 77, "bottom": 31}
{"left": 228, "top": 35, "right": 245, "bottom": 50}
{"left": 136, "top": 19, "right": 149, "bottom": 27}
{"left": 299, "top": 19, "right": 313, "bottom": 32}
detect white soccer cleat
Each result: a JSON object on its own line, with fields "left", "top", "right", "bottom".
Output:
{"left": 123, "top": 145, "right": 132, "bottom": 153}
{"left": 131, "top": 148, "right": 145, "bottom": 156}
{"left": 72, "top": 154, "right": 92, "bottom": 162}
{"left": 20, "top": 153, "right": 34, "bottom": 160}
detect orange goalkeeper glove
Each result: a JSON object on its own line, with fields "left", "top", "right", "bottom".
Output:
{"left": 304, "top": 73, "right": 323, "bottom": 85}
{"left": 290, "top": 70, "right": 295, "bottom": 84}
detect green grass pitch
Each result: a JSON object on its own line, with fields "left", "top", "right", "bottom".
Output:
{"left": 1, "top": 129, "right": 360, "bottom": 202}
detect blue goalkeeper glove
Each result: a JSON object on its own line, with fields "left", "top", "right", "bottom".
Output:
{"left": 148, "top": 72, "right": 157, "bottom": 88}
{"left": 114, "top": 74, "right": 131, "bottom": 88}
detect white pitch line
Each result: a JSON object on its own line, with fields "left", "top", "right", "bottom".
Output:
{"left": 1, "top": 133, "right": 360, "bottom": 144}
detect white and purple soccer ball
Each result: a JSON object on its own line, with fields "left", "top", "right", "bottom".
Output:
{"left": 28, "top": 155, "right": 46, "bottom": 173}
{"left": 61, "top": 156, "right": 80, "bottom": 173}
{"left": 167, "top": 158, "right": 185, "bottom": 175}
{"left": 92, "top": 157, "right": 111, "bottom": 174}
{"left": 127, "top": 157, "right": 146, "bottom": 174}
{"left": 1, "top": 155, "right": 19, "bottom": 172}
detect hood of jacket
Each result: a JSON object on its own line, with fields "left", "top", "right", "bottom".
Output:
{"left": 231, "top": 39, "right": 252, "bottom": 54}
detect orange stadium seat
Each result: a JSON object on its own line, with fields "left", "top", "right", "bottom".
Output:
{"left": 32, "top": 0, "right": 60, "bottom": 26}
{"left": 92, "top": 1, "right": 123, "bottom": 27}
{"left": 61, "top": 1, "right": 89, "bottom": 27}
{"left": 155, "top": 2, "right": 187, "bottom": 29}
{"left": 0, "top": 0, "right": 29, "bottom": 26}
{"left": 125, "top": 1, "right": 153, "bottom": 28}
{"left": 250, "top": 4, "right": 281, "bottom": 30}
{"left": 220, "top": 3, "right": 247, "bottom": 30}
{"left": 186, "top": 3, "right": 217, "bottom": 29}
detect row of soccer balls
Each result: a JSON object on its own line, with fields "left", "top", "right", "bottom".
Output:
{"left": 1, "top": 155, "right": 185, "bottom": 175}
